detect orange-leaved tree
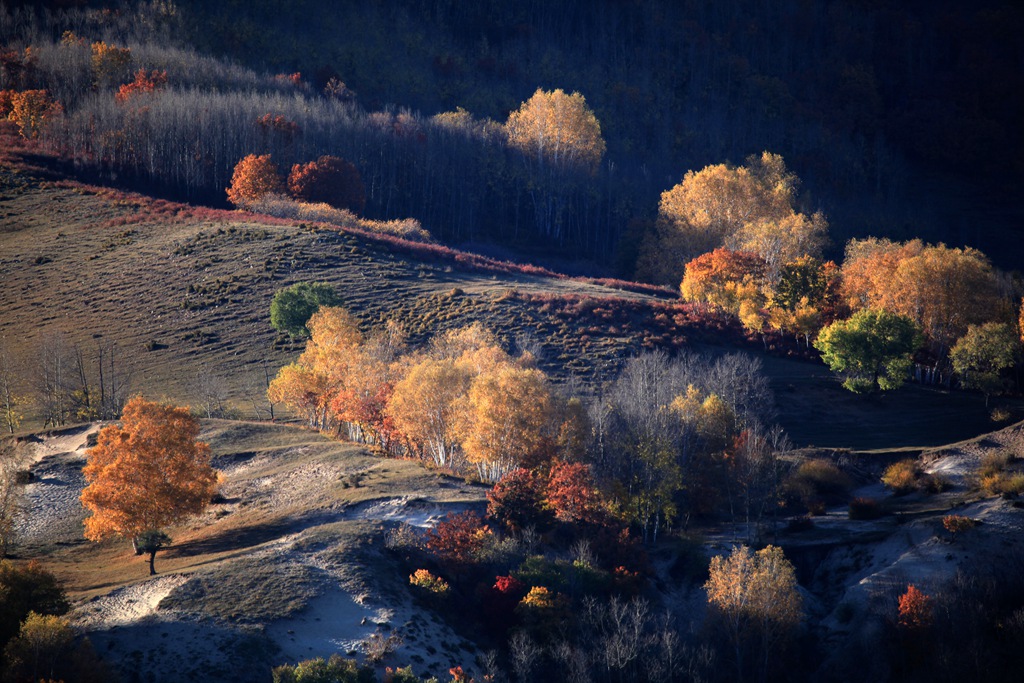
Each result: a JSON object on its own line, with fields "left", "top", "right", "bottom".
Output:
{"left": 7, "top": 90, "right": 62, "bottom": 139}
{"left": 226, "top": 153, "right": 285, "bottom": 208}
{"left": 897, "top": 584, "right": 933, "bottom": 630}
{"left": 80, "top": 396, "right": 218, "bottom": 575}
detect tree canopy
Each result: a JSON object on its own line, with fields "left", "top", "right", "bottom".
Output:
{"left": 814, "top": 309, "right": 922, "bottom": 393}
{"left": 505, "top": 88, "right": 606, "bottom": 175}
{"left": 270, "top": 281, "right": 343, "bottom": 339}
{"left": 80, "top": 396, "right": 218, "bottom": 574}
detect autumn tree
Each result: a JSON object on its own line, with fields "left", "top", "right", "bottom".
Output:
{"left": 288, "top": 155, "right": 366, "bottom": 214}
{"left": 7, "top": 90, "right": 61, "bottom": 139}
{"left": 226, "top": 153, "right": 285, "bottom": 207}
{"left": 458, "top": 364, "right": 553, "bottom": 482}
{"left": 115, "top": 69, "right": 168, "bottom": 103}
{"left": 814, "top": 309, "right": 922, "bottom": 393}
{"left": 679, "top": 248, "right": 767, "bottom": 317}
{"left": 80, "top": 397, "right": 218, "bottom": 575}
{"left": 487, "top": 468, "right": 552, "bottom": 531}
{"left": 267, "top": 306, "right": 363, "bottom": 431}
{"left": 505, "top": 88, "right": 606, "bottom": 241}
{"left": 90, "top": 41, "right": 132, "bottom": 88}
{"left": 505, "top": 88, "right": 606, "bottom": 175}
{"left": 545, "top": 460, "right": 605, "bottom": 525}
{"left": 2, "top": 612, "right": 75, "bottom": 683}
{"left": 897, "top": 584, "right": 934, "bottom": 630}
{"left": 841, "top": 239, "right": 1004, "bottom": 363}
{"left": 640, "top": 152, "right": 826, "bottom": 284}
{"left": 386, "top": 357, "right": 472, "bottom": 468}
{"left": 705, "top": 545, "right": 802, "bottom": 682}
{"left": 950, "top": 322, "right": 1018, "bottom": 405}
{"left": 270, "top": 281, "right": 343, "bottom": 339}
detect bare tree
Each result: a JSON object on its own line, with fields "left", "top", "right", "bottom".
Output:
{"left": 0, "top": 439, "right": 27, "bottom": 556}
{"left": 509, "top": 630, "right": 542, "bottom": 683}
{"left": 0, "top": 342, "right": 26, "bottom": 434}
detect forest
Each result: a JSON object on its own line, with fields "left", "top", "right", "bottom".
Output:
{"left": 1, "top": 1, "right": 1023, "bottom": 682}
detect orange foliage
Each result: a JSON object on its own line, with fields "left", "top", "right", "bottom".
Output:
{"left": 842, "top": 239, "right": 1002, "bottom": 356}
{"left": 80, "top": 396, "right": 217, "bottom": 542}
{"left": 116, "top": 69, "right": 168, "bottom": 103}
{"left": 90, "top": 41, "right": 132, "bottom": 87}
{"left": 897, "top": 584, "right": 934, "bottom": 630}
{"left": 680, "top": 248, "right": 767, "bottom": 315}
{"left": 505, "top": 88, "right": 606, "bottom": 174}
{"left": 425, "top": 511, "right": 489, "bottom": 565}
{"left": 226, "top": 153, "right": 285, "bottom": 207}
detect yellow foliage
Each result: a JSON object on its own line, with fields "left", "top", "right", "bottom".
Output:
{"left": 505, "top": 88, "right": 606, "bottom": 174}
{"left": 458, "top": 364, "right": 552, "bottom": 481}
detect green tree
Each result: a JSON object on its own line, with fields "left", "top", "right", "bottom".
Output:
{"left": 814, "top": 309, "right": 922, "bottom": 393}
{"left": 950, "top": 322, "right": 1018, "bottom": 405}
{"left": 2, "top": 612, "right": 75, "bottom": 683}
{"left": 270, "top": 282, "right": 342, "bottom": 339}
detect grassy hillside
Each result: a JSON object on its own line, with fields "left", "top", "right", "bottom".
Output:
{"left": 2, "top": 145, "right": 1019, "bottom": 451}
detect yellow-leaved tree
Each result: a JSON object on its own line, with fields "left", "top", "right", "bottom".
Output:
{"left": 80, "top": 396, "right": 218, "bottom": 575}
{"left": 638, "top": 152, "right": 827, "bottom": 284}
{"left": 458, "top": 364, "right": 553, "bottom": 483}
{"left": 505, "top": 88, "right": 606, "bottom": 175}
{"left": 705, "top": 545, "right": 802, "bottom": 682}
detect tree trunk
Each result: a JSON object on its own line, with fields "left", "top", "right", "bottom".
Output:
{"left": 149, "top": 549, "right": 157, "bottom": 575}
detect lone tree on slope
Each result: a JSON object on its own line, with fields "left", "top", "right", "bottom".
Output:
{"left": 81, "top": 396, "right": 218, "bottom": 575}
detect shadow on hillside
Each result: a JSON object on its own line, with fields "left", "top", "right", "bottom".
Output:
{"left": 166, "top": 517, "right": 300, "bottom": 558}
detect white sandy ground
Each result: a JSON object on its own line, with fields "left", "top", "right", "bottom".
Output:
{"left": 15, "top": 422, "right": 1024, "bottom": 681}
{"left": 14, "top": 426, "right": 482, "bottom": 682}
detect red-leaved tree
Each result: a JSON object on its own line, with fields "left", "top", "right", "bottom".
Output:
{"left": 288, "top": 155, "right": 366, "bottom": 214}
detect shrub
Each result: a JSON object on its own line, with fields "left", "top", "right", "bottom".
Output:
{"left": 848, "top": 496, "right": 884, "bottom": 520}
{"left": 897, "top": 585, "right": 933, "bottom": 630}
{"left": 881, "top": 459, "right": 920, "bottom": 494}
{"left": 979, "top": 452, "right": 1010, "bottom": 479}
{"left": 425, "top": 511, "right": 490, "bottom": 565}
{"left": 487, "top": 469, "right": 551, "bottom": 531}
{"left": 942, "top": 515, "right": 976, "bottom": 538}
{"left": 980, "top": 472, "right": 1024, "bottom": 496}
{"left": 784, "top": 459, "right": 853, "bottom": 512}
{"left": 409, "top": 569, "right": 450, "bottom": 595}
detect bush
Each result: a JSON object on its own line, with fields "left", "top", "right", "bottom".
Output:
{"left": 270, "top": 282, "right": 342, "bottom": 338}
{"left": 881, "top": 459, "right": 921, "bottom": 494}
{"left": 942, "top": 515, "right": 976, "bottom": 537}
{"left": 849, "top": 497, "right": 884, "bottom": 520}
{"left": 785, "top": 459, "right": 854, "bottom": 510}
{"left": 980, "top": 472, "right": 1024, "bottom": 496}
{"left": 409, "top": 569, "right": 449, "bottom": 595}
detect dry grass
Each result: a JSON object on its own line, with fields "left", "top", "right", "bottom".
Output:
{"left": 26, "top": 419, "right": 486, "bottom": 609}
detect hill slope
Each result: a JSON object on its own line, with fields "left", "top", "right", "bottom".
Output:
{"left": 16, "top": 420, "right": 488, "bottom": 682}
